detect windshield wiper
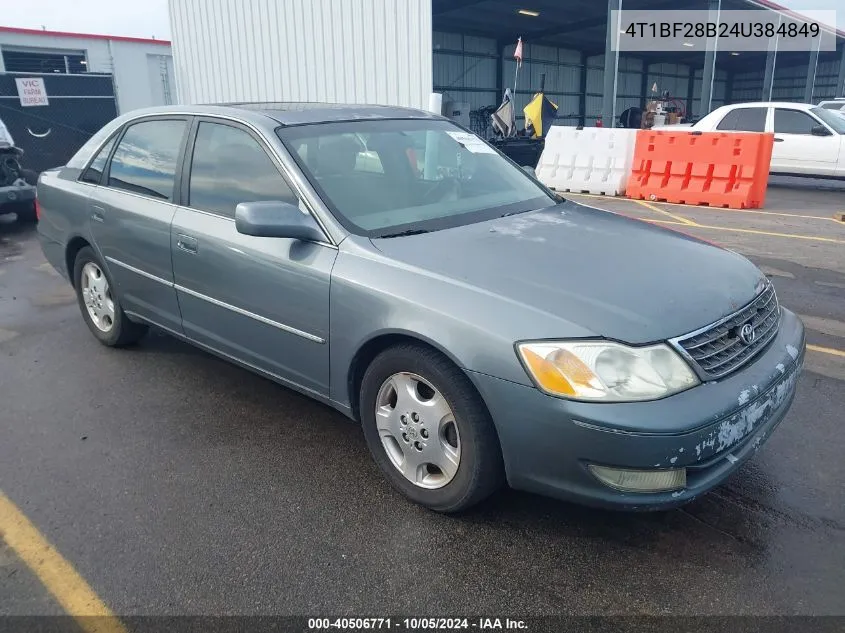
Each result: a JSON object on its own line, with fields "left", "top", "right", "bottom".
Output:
{"left": 377, "top": 229, "right": 430, "bottom": 238}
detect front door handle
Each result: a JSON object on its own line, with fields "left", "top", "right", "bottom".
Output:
{"left": 91, "top": 205, "right": 105, "bottom": 223}
{"left": 176, "top": 234, "right": 198, "bottom": 254}
{"left": 773, "top": 137, "right": 784, "bottom": 142}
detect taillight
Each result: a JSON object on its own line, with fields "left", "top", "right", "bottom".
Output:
{"left": 34, "top": 197, "right": 41, "bottom": 220}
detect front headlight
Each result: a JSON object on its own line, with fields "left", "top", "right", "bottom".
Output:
{"left": 517, "top": 340, "right": 699, "bottom": 402}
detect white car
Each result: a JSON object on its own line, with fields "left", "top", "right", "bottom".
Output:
{"left": 690, "top": 102, "right": 845, "bottom": 178}
{"left": 817, "top": 98, "right": 845, "bottom": 113}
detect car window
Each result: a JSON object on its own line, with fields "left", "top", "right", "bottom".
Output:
{"left": 820, "top": 102, "right": 845, "bottom": 110}
{"left": 716, "top": 107, "right": 767, "bottom": 132}
{"left": 80, "top": 135, "right": 117, "bottom": 184}
{"left": 774, "top": 109, "right": 818, "bottom": 135}
{"left": 811, "top": 107, "right": 845, "bottom": 134}
{"left": 107, "top": 120, "right": 186, "bottom": 201}
{"left": 188, "top": 121, "right": 298, "bottom": 218}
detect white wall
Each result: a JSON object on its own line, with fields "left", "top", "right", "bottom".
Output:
{"left": 0, "top": 30, "right": 174, "bottom": 113}
{"left": 109, "top": 40, "right": 175, "bottom": 112}
{"left": 168, "top": 0, "right": 433, "bottom": 109}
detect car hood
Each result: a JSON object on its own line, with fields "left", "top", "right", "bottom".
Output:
{"left": 370, "top": 201, "right": 766, "bottom": 344}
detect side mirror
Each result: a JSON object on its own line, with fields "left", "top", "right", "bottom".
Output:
{"left": 811, "top": 125, "right": 831, "bottom": 137}
{"left": 521, "top": 165, "right": 536, "bottom": 176}
{"left": 235, "top": 200, "right": 325, "bottom": 242}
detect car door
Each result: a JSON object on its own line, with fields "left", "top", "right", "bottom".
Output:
{"left": 89, "top": 117, "right": 189, "bottom": 334}
{"left": 170, "top": 118, "right": 337, "bottom": 396}
{"left": 771, "top": 108, "right": 839, "bottom": 175}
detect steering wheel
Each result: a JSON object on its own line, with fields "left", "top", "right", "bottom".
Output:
{"left": 422, "top": 177, "right": 461, "bottom": 204}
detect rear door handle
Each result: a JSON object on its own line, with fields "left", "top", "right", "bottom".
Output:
{"left": 91, "top": 205, "right": 105, "bottom": 223}
{"left": 176, "top": 234, "right": 198, "bottom": 254}
{"left": 773, "top": 137, "right": 784, "bottom": 142}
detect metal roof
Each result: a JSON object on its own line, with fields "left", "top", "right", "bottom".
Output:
{"left": 0, "top": 26, "right": 170, "bottom": 46}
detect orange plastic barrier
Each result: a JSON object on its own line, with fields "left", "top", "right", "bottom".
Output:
{"left": 625, "top": 130, "right": 774, "bottom": 209}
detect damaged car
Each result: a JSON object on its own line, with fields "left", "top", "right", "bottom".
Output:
{"left": 35, "top": 103, "right": 805, "bottom": 512}
{"left": 0, "top": 117, "right": 38, "bottom": 223}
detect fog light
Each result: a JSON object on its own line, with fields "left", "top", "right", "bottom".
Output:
{"left": 588, "top": 465, "right": 686, "bottom": 492}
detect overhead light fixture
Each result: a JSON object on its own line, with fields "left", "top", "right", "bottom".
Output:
{"left": 682, "top": 42, "right": 695, "bottom": 47}
{"left": 518, "top": 9, "right": 540, "bottom": 17}
{"left": 730, "top": 52, "right": 740, "bottom": 56}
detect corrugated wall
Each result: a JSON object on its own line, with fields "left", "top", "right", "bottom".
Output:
{"left": 433, "top": 32, "right": 497, "bottom": 113}
{"left": 168, "top": 0, "right": 433, "bottom": 108}
{"left": 734, "top": 57, "right": 844, "bottom": 104}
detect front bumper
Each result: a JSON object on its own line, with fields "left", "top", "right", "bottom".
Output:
{"left": 469, "top": 308, "right": 805, "bottom": 510}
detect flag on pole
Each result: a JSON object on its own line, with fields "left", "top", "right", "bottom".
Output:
{"left": 513, "top": 37, "right": 524, "bottom": 67}
{"left": 491, "top": 88, "right": 516, "bottom": 138}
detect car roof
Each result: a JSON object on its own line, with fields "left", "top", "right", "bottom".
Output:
{"left": 121, "top": 102, "right": 442, "bottom": 126}
{"left": 718, "top": 102, "right": 816, "bottom": 110}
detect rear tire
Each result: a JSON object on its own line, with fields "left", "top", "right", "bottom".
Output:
{"left": 73, "top": 246, "right": 148, "bottom": 347}
{"left": 360, "top": 343, "right": 504, "bottom": 512}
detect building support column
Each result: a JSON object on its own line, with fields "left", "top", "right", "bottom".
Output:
{"left": 762, "top": 49, "right": 777, "bottom": 101}
{"left": 836, "top": 45, "right": 845, "bottom": 98}
{"left": 804, "top": 39, "right": 820, "bottom": 103}
{"left": 700, "top": 0, "right": 721, "bottom": 116}
{"left": 686, "top": 69, "right": 695, "bottom": 119}
{"left": 579, "top": 52, "right": 588, "bottom": 126}
{"left": 602, "top": 0, "right": 622, "bottom": 125}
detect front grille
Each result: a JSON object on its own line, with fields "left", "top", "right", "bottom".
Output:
{"left": 674, "top": 283, "right": 780, "bottom": 379}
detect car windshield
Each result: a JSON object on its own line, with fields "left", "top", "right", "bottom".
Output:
{"left": 812, "top": 107, "right": 845, "bottom": 134}
{"left": 277, "top": 119, "right": 555, "bottom": 237}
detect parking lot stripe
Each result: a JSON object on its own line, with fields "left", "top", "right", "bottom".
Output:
{"left": 0, "top": 491, "right": 128, "bottom": 633}
{"left": 634, "top": 200, "right": 698, "bottom": 226}
{"left": 568, "top": 193, "right": 839, "bottom": 222}
{"left": 807, "top": 344, "right": 845, "bottom": 358}
{"left": 689, "top": 224, "right": 845, "bottom": 244}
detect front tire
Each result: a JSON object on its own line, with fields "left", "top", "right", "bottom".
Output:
{"left": 73, "top": 246, "right": 147, "bottom": 346}
{"left": 360, "top": 343, "right": 504, "bottom": 512}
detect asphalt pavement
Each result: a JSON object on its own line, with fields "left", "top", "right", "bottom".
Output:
{"left": 1, "top": 188, "right": 844, "bottom": 617}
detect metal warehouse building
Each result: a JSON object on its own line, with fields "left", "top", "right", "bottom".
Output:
{"left": 168, "top": 0, "right": 845, "bottom": 131}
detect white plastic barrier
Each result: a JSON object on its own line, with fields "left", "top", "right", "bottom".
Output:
{"left": 536, "top": 127, "right": 638, "bottom": 196}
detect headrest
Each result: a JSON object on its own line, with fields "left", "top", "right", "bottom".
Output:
{"left": 316, "top": 138, "right": 360, "bottom": 176}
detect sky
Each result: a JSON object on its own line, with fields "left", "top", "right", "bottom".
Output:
{"left": 1, "top": 0, "right": 842, "bottom": 40}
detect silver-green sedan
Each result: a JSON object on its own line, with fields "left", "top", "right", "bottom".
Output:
{"left": 37, "top": 103, "right": 804, "bottom": 512}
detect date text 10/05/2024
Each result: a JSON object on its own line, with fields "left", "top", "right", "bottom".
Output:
{"left": 307, "top": 618, "right": 528, "bottom": 630}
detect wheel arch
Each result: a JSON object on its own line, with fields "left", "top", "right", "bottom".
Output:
{"left": 65, "top": 235, "right": 92, "bottom": 288}
{"left": 347, "top": 330, "right": 472, "bottom": 423}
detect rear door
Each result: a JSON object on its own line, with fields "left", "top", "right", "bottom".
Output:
{"left": 170, "top": 117, "right": 337, "bottom": 396}
{"left": 89, "top": 116, "right": 190, "bottom": 334}
{"left": 771, "top": 107, "right": 839, "bottom": 175}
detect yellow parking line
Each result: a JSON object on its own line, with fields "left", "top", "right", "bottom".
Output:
{"left": 634, "top": 200, "right": 699, "bottom": 226}
{"left": 691, "top": 224, "right": 845, "bottom": 244}
{"left": 639, "top": 218, "right": 688, "bottom": 226}
{"left": 0, "top": 490, "right": 128, "bottom": 633}
{"left": 808, "top": 344, "right": 845, "bottom": 358}
{"left": 567, "top": 192, "right": 839, "bottom": 222}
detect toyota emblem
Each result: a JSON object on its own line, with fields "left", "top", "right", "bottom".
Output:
{"left": 739, "top": 323, "right": 756, "bottom": 346}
